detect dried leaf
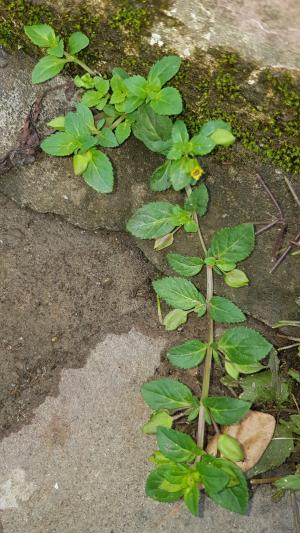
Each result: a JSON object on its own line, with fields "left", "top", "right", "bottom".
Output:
{"left": 247, "top": 421, "right": 294, "bottom": 477}
{"left": 206, "top": 411, "right": 276, "bottom": 472}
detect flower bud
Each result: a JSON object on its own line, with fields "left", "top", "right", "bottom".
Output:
{"left": 217, "top": 434, "right": 244, "bottom": 462}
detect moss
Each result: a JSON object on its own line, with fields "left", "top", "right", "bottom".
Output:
{"left": 174, "top": 49, "right": 300, "bottom": 173}
{"left": 0, "top": 0, "right": 299, "bottom": 172}
{"left": 109, "top": 1, "right": 150, "bottom": 35}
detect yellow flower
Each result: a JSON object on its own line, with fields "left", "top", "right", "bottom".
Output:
{"left": 191, "top": 164, "right": 204, "bottom": 181}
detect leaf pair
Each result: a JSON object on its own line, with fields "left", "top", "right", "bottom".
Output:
{"left": 153, "top": 276, "right": 246, "bottom": 331}
{"left": 141, "top": 378, "right": 250, "bottom": 426}
{"left": 114, "top": 56, "right": 182, "bottom": 116}
{"left": 25, "top": 24, "right": 90, "bottom": 83}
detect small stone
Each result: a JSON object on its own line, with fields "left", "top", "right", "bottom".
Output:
{"left": 101, "top": 277, "right": 113, "bottom": 288}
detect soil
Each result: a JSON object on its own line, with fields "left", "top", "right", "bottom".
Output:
{"left": 1, "top": 192, "right": 299, "bottom": 478}
{"left": 0, "top": 192, "right": 162, "bottom": 437}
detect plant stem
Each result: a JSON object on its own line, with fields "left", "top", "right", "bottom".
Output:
{"left": 156, "top": 295, "right": 163, "bottom": 325}
{"left": 111, "top": 114, "right": 127, "bottom": 130}
{"left": 278, "top": 342, "right": 300, "bottom": 352}
{"left": 64, "top": 53, "right": 97, "bottom": 76}
{"left": 197, "top": 266, "right": 214, "bottom": 449}
{"left": 185, "top": 185, "right": 213, "bottom": 449}
{"left": 185, "top": 185, "right": 207, "bottom": 255}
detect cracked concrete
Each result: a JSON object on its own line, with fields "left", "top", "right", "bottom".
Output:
{"left": 0, "top": 328, "right": 296, "bottom": 533}
{"left": 0, "top": 1, "right": 300, "bottom": 530}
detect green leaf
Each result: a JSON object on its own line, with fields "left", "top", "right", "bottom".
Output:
{"left": 167, "top": 253, "right": 203, "bottom": 277}
{"left": 216, "top": 260, "right": 237, "bottom": 273}
{"left": 47, "top": 38, "right": 64, "bottom": 58}
{"left": 153, "top": 276, "right": 206, "bottom": 311}
{"left": 97, "top": 128, "right": 119, "bottom": 148}
{"left": 132, "top": 104, "right": 172, "bottom": 155}
{"left": 41, "top": 131, "right": 78, "bottom": 156}
{"left": 148, "top": 55, "right": 181, "bottom": 85}
{"left": 143, "top": 410, "right": 173, "bottom": 434}
{"left": 150, "top": 161, "right": 172, "bottom": 192}
{"left": 124, "top": 75, "right": 147, "bottom": 97}
{"left": 157, "top": 427, "right": 202, "bottom": 462}
{"left": 94, "top": 76, "right": 110, "bottom": 95}
{"left": 197, "top": 461, "right": 229, "bottom": 494}
{"left": 112, "top": 67, "right": 129, "bottom": 79}
{"left": 172, "top": 120, "right": 189, "bottom": 144}
{"left": 74, "top": 73, "right": 95, "bottom": 89}
{"left": 126, "top": 202, "right": 180, "bottom": 239}
{"left": 32, "top": 55, "right": 66, "bottom": 84}
{"left": 47, "top": 116, "right": 65, "bottom": 131}
{"left": 146, "top": 465, "right": 185, "bottom": 502}
{"left": 68, "top": 31, "right": 89, "bottom": 54}
{"left": 208, "top": 223, "right": 255, "bottom": 263}
{"left": 184, "top": 485, "right": 200, "bottom": 516}
{"left": 205, "top": 458, "right": 249, "bottom": 514}
{"left": 210, "top": 129, "right": 235, "bottom": 146}
{"left": 190, "top": 133, "right": 216, "bottom": 155}
{"left": 210, "top": 296, "right": 246, "bottom": 323}
{"left": 163, "top": 309, "right": 188, "bottom": 331}
{"left": 123, "top": 95, "right": 144, "bottom": 113}
{"left": 169, "top": 158, "right": 193, "bottom": 191}
{"left": 76, "top": 103, "right": 95, "bottom": 131}
{"left": 247, "top": 422, "right": 294, "bottom": 477}
{"left": 82, "top": 90, "right": 107, "bottom": 108}
{"left": 167, "top": 339, "right": 207, "bottom": 369}
{"left": 73, "top": 152, "right": 91, "bottom": 175}
{"left": 288, "top": 369, "right": 300, "bottom": 383}
{"left": 239, "top": 370, "right": 290, "bottom": 404}
{"left": 200, "top": 120, "right": 232, "bottom": 137}
{"left": 203, "top": 396, "right": 251, "bottom": 424}
{"left": 83, "top": 149, "right": 114, "bottom": 193}
{"left": 154, "top": 233, "right": 174, "bottom": 251}
{"left": 218, "top": 434, "right": 244, "bottom": 462}
{"left": 224, "top": 269, "right": 249, "bottom": 288}
{"left": 95, "top": 96, "right": 109, "bottom": 111}
{"left": 184, "top": 220, "right": 198, "bottom": 233}
{"left": 289, "top": 415, "right": 300, "bottom": 435}
{"left": 149, "top": 451, "right": 175, "bottom": 465}
{"left": 78, "top": 135, "right": 98, "bottom": 153}
{"left": 115, "top": 121, "right": 131, "bottom": 144}
{"left": 150, "top": 87, "right": 183, "bottom": 115}
{"left": 275, "top": 475, "right": 300, "bottom": 491}
{"left": 225, "top": 361, "right": 264, "bottom": 379}
{"left": 24, "top": 24, "right": 57, "bottom": 48}
{"left": 218, "top": 326, "right": 272, "bottom": 365}
{"left": 184, "top": 184, "right": 209, "bottom": 216}
{"left": 64, "top": 109, "right": 89, "bottom": 139}
{"left": 141, "top": 378, "right": 195, "bottom": 410}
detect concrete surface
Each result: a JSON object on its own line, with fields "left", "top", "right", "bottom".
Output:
{"left": 154, "top": 0, "right": 300, "bottom": 70}
{"left": 0, "top": 328, "right": 295, "bottom": 533}
{"left": 0, "top": 1, "right": 299, "bottom": 530}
